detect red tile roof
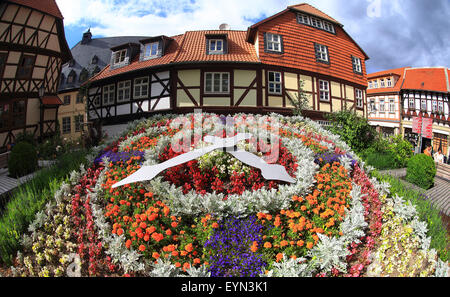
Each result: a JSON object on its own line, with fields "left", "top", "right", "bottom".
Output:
{"left": 288, "top": 3, "right": 342, "bottom": 25}
{"left": 367, "top": 67, "right": 409, "bottom": 94}
{"left": 7, "top": 0, "right": 64, "bottom": 19}
{"left": 254, "top": 10, "right": 368, "bottom": 86}
{"left": 88, "top": 3, "right": 367, "bottom": 88}
{"left": 174, "top": 30, "right": 259, "bottom": 64}
{"left": 41, "top": 96, "right": 63, "bottom": 105}
{"left": 402, "top": 67, "right": 450, "bottom": 93}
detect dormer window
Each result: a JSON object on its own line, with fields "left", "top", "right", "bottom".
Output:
{"left": 297, "top": 13, "right": 335, "bottom": 34}
{"left": 113, "top": 49, "right": 127, "bottom": 65}
{"left": 208, "top": 39, "right": 224, "bottom": 54}
{"left": 387, "top": 78, "right": 392, "bottom": 87}
{"left": 144, "top": 42, "right": 160, "bottom": 59}
{"left": 91, "top": 55, "right": 98, "bottom": 64}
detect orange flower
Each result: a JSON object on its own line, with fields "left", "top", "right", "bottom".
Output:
{"left": 306, "top": 242, "right": 313, "bottom": 249}
{"left": 125, "top": 239, "right": 132, "bottom": 249}
{"left": 211, "top": 222, "right": 219, "bottom": 229}
{"left": 139, "top": 245, "right": 146, "bottom": 252}
{"left": 183, "top": 262, "right": 190, "bottom": 271}
{"left": 152, "top": 252, "right": 160, "bottom": 260}
{"left": 263, "top": 242, "right": 272, "bottom": 249}
{"left": 276, "top": 253, "right": 284, "bottom": 262}
{"left": 185, "top": 243, "right": 194, "bottom": 253}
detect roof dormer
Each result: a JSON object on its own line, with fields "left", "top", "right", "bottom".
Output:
{"left": 110, "top": 43, "right": 140, "bottom": 70}
{"left": 205, "top": 34, "right": 228, "bottom": 55}
{"left": 139, "top": 36, "right": 173, "bottom": 61}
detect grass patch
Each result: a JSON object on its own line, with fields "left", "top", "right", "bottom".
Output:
{"left": 0, "top": 150, "right": 88, "bottom": 265}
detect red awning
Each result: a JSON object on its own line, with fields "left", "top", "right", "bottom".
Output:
{"left": 41, "top": 96, "right": 63, "bottom": 106}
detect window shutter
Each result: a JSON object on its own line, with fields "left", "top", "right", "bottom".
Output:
{"left": 314, "top": 43, "right": 320, "bottom": 61}
{"left": 223, "top": 39, "right": 228, "bottom": 54}
{"left": 206, "top": 39, "right": 210, "bottom": 55}
{"left": 158, "top": 40, "right": 163, "bottom": 57}
{"left": 110, "top": 52, "right": 116, "bottom": 69}
{"left": 263, "top": 33, "right": 268, "bottom": 52}
{"left": 139, "top": 44, "right": 145, "bottom": 62}
{"left": 279, "top": 35, "right": 284, "bottom": 54}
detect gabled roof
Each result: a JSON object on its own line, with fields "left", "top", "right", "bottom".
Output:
{"left": 401, "top": 67, "right": 450, "bottom": 93}
{"left": 59, "top": 36, "right": 146, "bottom": 91}
{"left": 88, "top": 30, "right": 260, "bottom": 83}
{"left": 288, "top": 3, "right": 342, "bottom": 25}
{"left": 7, "top": 0, "right": 63, "bottom": 19}
{"left": 367, "top": 67, "right": 410, "bottom": 94}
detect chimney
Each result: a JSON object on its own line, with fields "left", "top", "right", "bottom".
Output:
{"left": 81, "top": 29, "right": 92, "bottom": 44}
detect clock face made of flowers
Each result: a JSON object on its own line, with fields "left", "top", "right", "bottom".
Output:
{"left": 112, "top": 133, "right": 295, "bottom": 189}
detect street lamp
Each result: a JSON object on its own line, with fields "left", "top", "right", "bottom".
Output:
{"left": 38, "top": 84, "right": 45, "bottom": 98}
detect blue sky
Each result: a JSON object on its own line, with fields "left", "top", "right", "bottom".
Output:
{"left": 56, "top": 0, "right": 450, "bottom": 74}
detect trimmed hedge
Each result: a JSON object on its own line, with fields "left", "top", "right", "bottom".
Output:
{"left": 8, "top": 142, "right": 38, "bottom": 178}
{"left": 406, "top": 154, "right": 436, "bottom": 190}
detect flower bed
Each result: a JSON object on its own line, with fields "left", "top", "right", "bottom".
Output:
{"left": 4, "top": 112, "right": 448, "bottom": 277}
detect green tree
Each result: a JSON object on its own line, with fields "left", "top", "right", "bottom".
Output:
{"left": 326, "top": 110, "right": 376, "bottom": 153}
{"left": 287, "top": 80, "right": 310, "bottom": 116}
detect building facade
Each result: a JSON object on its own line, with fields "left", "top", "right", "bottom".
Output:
{"left": 58, "top": 30, "right": 145, "bottom": 140}
{"left": 0, "top": 0, "right": 71, "bottom": 150}
{"left": 368, "top": 67, "right": 450, "bottom": 156}
{"left": 86, "top": 3, "right": 369, "bottom": 129}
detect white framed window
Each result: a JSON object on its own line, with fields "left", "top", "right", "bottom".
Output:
{"left": 379, "top": 99, "right": 385, "bottom": 112}
{"left": 117, "top": 80, "right": 131, "bottom": 102}
{"left": 208, "top": 39, "right": 224, "bottom": 54}
{"left": 144, "top": 42, "right": 160, "bottom": 58}
{"left": 266, "top": 33, "right": 282, "bottom": 52}
{"left": 368, "top": 81, "right": 373, "bottom": 89}
{"left": 205, "top": 72, "right": 229, "bottom": 94}
{"left": 319, "top": 80, "right": 330, "bottom": 102}
{"left": 315, "top": 43, "right": 329, "bottom": 63}
{"left": 103, "top": 84, "right": 115, "bottom": 105}
{"left": 112, "top": 49, "right": 127, "bottom": 65}
{"left": 134, "top": 77, "right": 149, "bottom": 99}
{"left": 389, "top": 99, "right": 395, "bottom": 113}
{"left": 369, "top": 99, "right": 376, "bottom": 112}
{"left": 355, "top": 89, "right": 363, "bottom": 108}
{"left": 352, "top": 56, "right": 362, "bottom": 74}
{"left": 297, "top": 13, "right": 310, "bottom": 25}
{"left": 409, "top": 98, "right": 415, "bottom": 109}
{"left": 421, "top": 99, "right": 427, "bottom": 111}
{"left": 380, "top": 79, "right": 385, "bottom": 88}
{"left": 387, "top": 78, "right": 392, "bottom": 87}
{"left": 438, "top": 101, "right": 444, "bottom": 112}
{"left": 373, "top": 80, "right": 378, "bottom": 88}
{"left": 268, "top": 71, "right": 282, "bottom": 95}
{"left": 74, "top": 115, "right": 84, "bottom": 132}
{"left": 432, "top": 100, "right": 437, "bottom": 112}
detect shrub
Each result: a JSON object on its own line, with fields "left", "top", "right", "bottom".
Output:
{"left": 387, "top": 135, "right": 414, "bottom": 168}
{"left": 405, "top": 154, "right": 436, "bottom": 189}
{"left": 8, "top": 142, "right": 38, "bottom": 178}
{"left": 363, "top": 147, "right": 397, "bottom": 170}
{"left": 326, "top": 110, "right": 376, "bottom": 153}
{"left": 14, "top": 132, "right": 36, "bottom": 146}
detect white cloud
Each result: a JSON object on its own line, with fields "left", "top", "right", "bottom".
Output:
{"left": 55, "top": 0, "right": 341, "bottom": 37}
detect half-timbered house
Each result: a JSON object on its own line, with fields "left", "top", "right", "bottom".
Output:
{"left": 368, "top": 67, "right": 450, "bottom": 157}
{"left": 0, "top": 0, "right": 71, "bottom": 149}
{"left": 86, "top": 3, "right": 369, "bottom": 129}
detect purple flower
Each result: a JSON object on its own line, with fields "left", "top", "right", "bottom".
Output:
{"left": 94, "top": 150, "right": 145, "bottom": 165}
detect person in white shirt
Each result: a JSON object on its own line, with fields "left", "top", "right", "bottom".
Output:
{"left": 433, "top": 150, "right": 444, "bottom": 164}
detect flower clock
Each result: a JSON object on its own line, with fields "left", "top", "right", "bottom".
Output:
{"left": 10, "top": 112, "right": 448, "bottom": 277}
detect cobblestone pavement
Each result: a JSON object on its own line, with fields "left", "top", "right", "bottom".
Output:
{"left": 379, "top": 168, "right": 449, "bottom": 217}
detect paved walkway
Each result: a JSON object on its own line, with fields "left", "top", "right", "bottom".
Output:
{"left": 379, "top": 168, "right": 449, "bottom": 217}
